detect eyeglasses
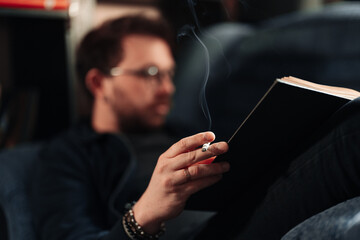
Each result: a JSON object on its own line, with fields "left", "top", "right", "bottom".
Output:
{"left": 108, "top": 65, "right": 174, "bottom": 88}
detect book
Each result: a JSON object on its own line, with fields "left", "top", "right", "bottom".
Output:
{"left": 187, "top": 76, "right": 360, "bottom": 211}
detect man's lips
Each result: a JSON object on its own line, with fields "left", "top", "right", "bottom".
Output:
{"left": 155, "top": 103, "right": 170, "bottom": 115}
{"left": 153, "top": 100, "right": 172, "bottom": 115}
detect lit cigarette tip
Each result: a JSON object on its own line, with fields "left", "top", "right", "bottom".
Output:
{"left": 202, "top": 142, "right": 210, "bottom": 152}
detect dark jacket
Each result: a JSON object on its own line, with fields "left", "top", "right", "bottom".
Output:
{"left": 31, "top": 123, "right": 136, "bottom": 240}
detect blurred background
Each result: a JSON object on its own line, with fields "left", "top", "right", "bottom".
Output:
{"left": 0, "top": 0, "right": 161, "bottom": 148}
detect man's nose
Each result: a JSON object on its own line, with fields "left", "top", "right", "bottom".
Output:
{"left": 157, "top": 74, "right": 175, "bottom": 95}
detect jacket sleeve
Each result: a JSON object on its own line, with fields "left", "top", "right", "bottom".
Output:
{"left": 30, "top": 133, "right": 133, "bottom": 240}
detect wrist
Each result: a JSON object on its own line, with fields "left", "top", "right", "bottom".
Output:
{"left": 122, "top": 201, "right": 165, "bottom": 239}
{"left": 132, "top": 201, "right": 163, "bottom": 234}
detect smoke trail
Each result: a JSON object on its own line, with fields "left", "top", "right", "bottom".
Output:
{"left": 187, "top": 0, "right": 202, "bottom": 30}
{"left": 186, "top": 0, "right": 212, "bottom": 131}
{"left": 191, "top": 29, "right": 212, "bottom": 130}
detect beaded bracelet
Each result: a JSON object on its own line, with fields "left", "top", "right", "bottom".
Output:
{"left": 122, "top": 202, "right": 166, "bottom": 240}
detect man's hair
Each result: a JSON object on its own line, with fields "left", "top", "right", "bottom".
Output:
{"left": 75, "top": 14, "right": 175, "bottom": 99}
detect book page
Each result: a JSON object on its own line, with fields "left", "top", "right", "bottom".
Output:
{"left": 279, "top": 76, "right": 360, "bottom": 100}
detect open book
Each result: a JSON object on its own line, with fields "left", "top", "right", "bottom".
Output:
{"left": 187, "top": 76, "right": 360, "bottom": 211}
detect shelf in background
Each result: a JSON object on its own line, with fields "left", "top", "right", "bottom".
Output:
{"left": 0, "top": 7, "right": 68, "bottom": 19}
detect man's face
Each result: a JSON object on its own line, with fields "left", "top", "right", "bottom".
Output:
{"left": 102, "top": 34, "right": 175, "bottom": 131}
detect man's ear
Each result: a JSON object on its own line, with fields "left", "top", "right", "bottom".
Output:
{"left": 85, "top": 68, "right": 106, "bottom": 98}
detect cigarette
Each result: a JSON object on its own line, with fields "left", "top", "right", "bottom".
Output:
{"left": 202, "top": 142, "right": 210, "bottom": 152}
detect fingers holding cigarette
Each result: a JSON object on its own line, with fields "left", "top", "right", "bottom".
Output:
{"left": 165, "top": 132, "right": 216, "bottom": 158}
{"left": 180, "top": 139, "right": 228, "bottom": 168}
{"left": 163, "top": 132, "right": 228, "bottom": 169}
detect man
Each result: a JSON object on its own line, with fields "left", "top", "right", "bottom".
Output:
{"left": 30, "top": 15, "right": 230, "bottom": 240}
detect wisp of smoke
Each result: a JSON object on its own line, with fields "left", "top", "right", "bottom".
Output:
{"left": 180, "top": 0, "right": 212, "bottom": 131}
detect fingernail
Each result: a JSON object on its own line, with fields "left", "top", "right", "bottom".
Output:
{"left": 205, "top": 132, "right": 215, "bottom": 142}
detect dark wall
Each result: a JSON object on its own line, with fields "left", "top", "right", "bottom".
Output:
{"left": 0, "top": 15, "right": 72, "bottom": 147}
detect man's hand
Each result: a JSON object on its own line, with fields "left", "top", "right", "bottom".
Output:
{"left": 133, "top": 131, "right": 230, "bottom": 234}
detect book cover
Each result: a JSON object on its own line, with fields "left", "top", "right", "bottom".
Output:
{"left": 187, "top": 76, "right": 360, "bottom": 211}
